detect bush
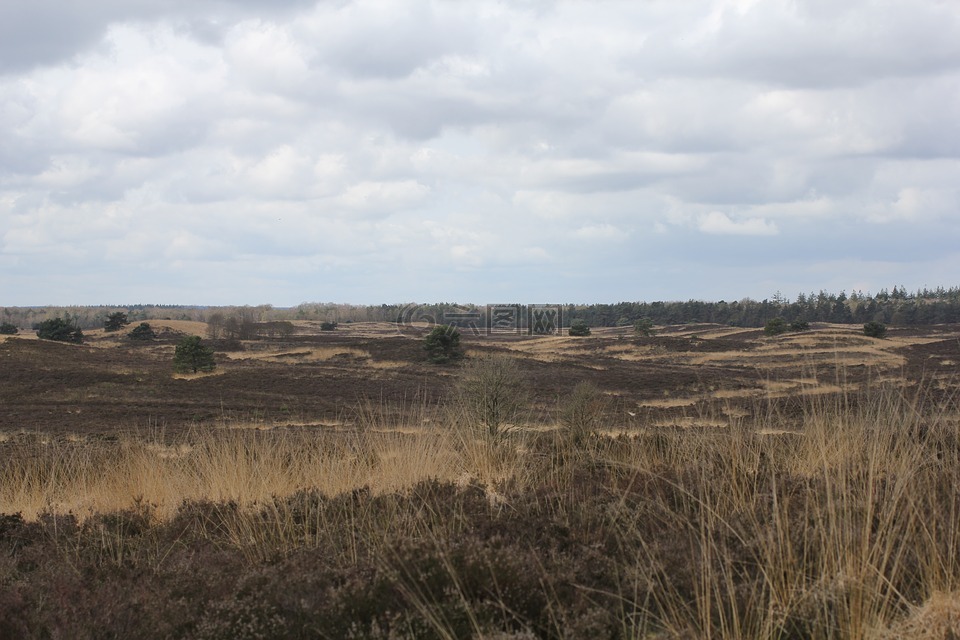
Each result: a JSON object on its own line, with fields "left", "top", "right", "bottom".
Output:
{"left": 633, "top": 317, "right": 656, "bottom": 337}
{"left": 0, "top": 322, "right": 17, "bottom": 335}
{"left": 35, "top": 317, "right": 84, "bottom": 343}
{"left": 559, "top": 382, "right": 608, "bottom": 445}
{"left": 764, "top": 317, "right": 788, "bottom": 336}
{"left": 864, "top": 321, "right": 887, "bottom": 339}
{"left": 103, "top": 312, "right": 129, "bottom": 332}
{"left": 320, "top": 321, "right": 338, "bottom": 331}
{"left": 424, "top": 325, "right": 462, "bottom": 364}
{"left": 790, "top": 320, "right": 810, "bottom": 332}
{"left": 173, "top": 336, "right": 216, "bottom": 373}
{"left": 454, "top": 356, "right": 528, "bottom": 440}
{"left": 568, "top": 320, "right": 591, "bottom": 337}
{"left": 128, "top": 323, "right": 157, "bottom": 341}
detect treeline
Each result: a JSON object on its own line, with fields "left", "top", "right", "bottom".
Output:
{"left": 564, "top": 286, "right": 960, "bottom": 328}
{"left": 4, "top": 286, "right": 960, "bottom": 333}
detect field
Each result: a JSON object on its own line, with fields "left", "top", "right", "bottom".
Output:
{"left": 2, "top": 321, "right": 960, "bottom": 638}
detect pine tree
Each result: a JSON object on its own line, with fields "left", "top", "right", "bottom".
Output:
{"left": 173, "top": 336, "right": 216, "bottom": 373}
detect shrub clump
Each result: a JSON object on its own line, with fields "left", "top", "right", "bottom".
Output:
{"left": 633, "top": 317, "right": 656, "bottom": 337}
{"left": 764, "top": 317, "right": 789, "bottom": 336}
{"left": 128, "top": 323, "right": 157, "bottom": 341}
{"left": 0, "top": 322, "right": 17, "bottom": 335}
{"left": 453, "top": 355, "right": 528, "bottom": 440}
{"left": 568, "top": 320, "right": 591, "bottom": 336}
{"left": 864, "top": 321, "right": 887, "bottom": 338}
{"left": 35, "top": 317, "right": 84, "bottom": 343}
{"left": 173, "top": 336, "right": 216, "bottom": 373}
{"left": 559, "top": 381, "right": 608, "bottom": 445}
{"left": 424, "top": 325, "right": 463, "bottom": 364}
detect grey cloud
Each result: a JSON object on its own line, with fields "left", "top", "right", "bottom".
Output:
{"left": 633, "top": 1, "right": 960, "bottom": 89}
{"left": 0, "top": 0, "right": 317, "bottom": 74}
{"left": 2, "top": 0, "right": 960, "bottom": 305}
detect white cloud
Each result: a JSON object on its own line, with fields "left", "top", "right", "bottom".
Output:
{"left": 698, "top": 211, "right": 779, "bottom": 236}
{"left": 1, "top": 0, "right": 959, "bottom": 304}
{"left": 574, "top": 224, "right": 626, "bottom": 241}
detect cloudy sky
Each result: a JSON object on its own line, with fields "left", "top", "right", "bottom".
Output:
{"left": 2, "top": 0, "right": 959, "bottom": 306}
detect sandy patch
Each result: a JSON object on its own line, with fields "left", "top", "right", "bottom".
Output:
{"left": 172, "top": 370, "right": 226, "bottom": 380}
{"left": 227, "top": 347, "right": 370, "bottom": 362}
{"left": 653, "top": 417, "right": 729, "bottom": 428}
{"left": 639, "top": 397, "right": 698, "bottom": 408}
{"left": 151, "top": 320, "right": 209, "bottom": 335}
{"left": 712, "top": 388, "right": 761, "bottom": 399}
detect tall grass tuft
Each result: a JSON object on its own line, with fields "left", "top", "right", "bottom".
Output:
{"left": 3, "top": 381, "right": 960, "bottom": 637}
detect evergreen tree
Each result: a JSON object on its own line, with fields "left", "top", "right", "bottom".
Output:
{"left": 569, "top": 320, "right": 591, "bottom": 336}
{"left": 128, "top": 323, "right": 157, "bottom": 341}
{"left": 633, "top": 317, "right": 656, "bottom": 336}
{"left": 35, "top": 317, "right": 84, "bottom": 343}
{"left": 424, "top": 325, "right": 463, "bottom": 364}
{"left": 173, "top": 336, "right": 216, "bottom": 373}
{"left": 863, "top": 322, "right": 887, "bottom": 339}
{"left": 104, "top": 312, "right": 130, "bottom": 332}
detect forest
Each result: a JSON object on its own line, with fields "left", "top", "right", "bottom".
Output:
{"left": 3, "top": 285, "right": 960, "bottom": 332}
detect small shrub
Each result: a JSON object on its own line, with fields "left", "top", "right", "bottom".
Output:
{"left": 568, "top": 320, "right": 591, "bottom": 337}
{"left": 424, "top": 325, "right": 462, "bottom": 364}
{"left": 633, "top": 317, "right": 656, "bottom": 337}
{"left": 0, "top": 322, "right": 18, "bottom": 335}
{"left": 454, "top": 355, "right": 528, "bottom": 440}
{"left": 173, "top": 336, "right": 216, "bottom": 373}
{"left": 320, "top": 321, "right": 338, "bottom": 331}
{"left": 559, "top": 382, "right": 608, "bottom": 445}
{"left": 764, "top": 317, "right": 788, "bottom": 336}
{"left": 35, "top": 317, "right": 84, "bottom": 343}
{"left": 128, "top": 323, "right": 157, "bottom": 341}
{"left": 790, "top": 320, "right": 810, "bottom": 332}
{"left": 864, "top": 321, "right": 887, "bottom": 338}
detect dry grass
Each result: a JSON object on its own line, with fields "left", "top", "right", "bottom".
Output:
{"left": 3, "top": 379, "right": 960, "bottom": 638}
{"left": 0, "top": 427, "right": 463, "bottom": 522}
{"left": 226, "top": 346, "right": 371, "bottom": 362}
{"left": 171, "top": 369, "right": 226, "bottom": 380}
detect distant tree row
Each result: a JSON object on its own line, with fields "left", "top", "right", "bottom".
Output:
{"left": 5, "top": 285, "right": 960, "bottom": 335}
{"left": 206, "top": 313, "right": 295, "bottom": 340}
{"left": 563, "top": 287, "right": 960, "bottom": 329}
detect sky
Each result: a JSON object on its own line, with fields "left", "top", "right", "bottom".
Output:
{"left": 1, "top": 0, "right": 959, "bottom": 306}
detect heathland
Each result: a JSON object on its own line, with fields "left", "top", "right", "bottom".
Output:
{"left": 1, "top": 318, "right": 959, "bottom": 638}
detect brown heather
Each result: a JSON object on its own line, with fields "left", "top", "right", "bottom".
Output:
{"left": 2, "top": 383, "right": 960, "bottom": 638}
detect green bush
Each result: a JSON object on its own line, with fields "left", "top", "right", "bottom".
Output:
{"left": 320, "top": 321, "right": 338, "bottom": 331}
{"left": 863, "top": 321, "right": 887, "bottom": 339}
{"left": 35, "top": 317, "right": 84, "bottom": 343}
{"left": 568, "top": 320, "right": 591, "bottom": 337}
{"left": 790, "top": 320, "right": 810, "bottom": 332}
{"left": 173, "top": 336, "right": 216, "bottom": 373}
{"left": 0, "top": 322, "right": 17, "bottom": 335}
{"left": 633, "top": 317, "right": 656, "bottom": 337}
{"left": 764, "top": 317, "right": 788, "bottom": 336}
{"left": 128, "top": 323, "right": 157, "bottom": 341}
{"left": 424, "top": 325, "right": 462, "bottom": 364}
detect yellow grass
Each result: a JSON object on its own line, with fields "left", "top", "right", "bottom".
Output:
{"left": 639, "top": 397, "right": 699, "bottom": 408}
{"left": 149, "top": 320, "right": 209, "bottom": 334}
{"left": 172, "top": 370, "right": 226, "bottom": 380}
{"left": 0, "top": 429, "right": 464, "bottom": 521}
{"left": 226, "top": 346, "right": 371, "bottom": 362}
